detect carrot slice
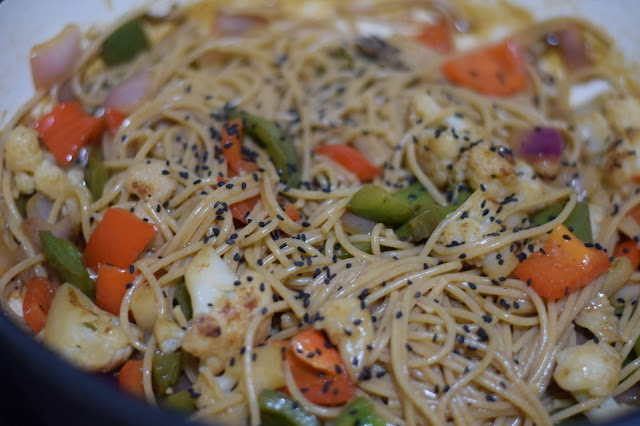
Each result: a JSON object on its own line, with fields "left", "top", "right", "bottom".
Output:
{"left": 230, "top": 195, "right": 261, "bottom": 224}
{"left": 315, "top": 144, "right": 382, "bottom": 182}
{"left": 83, "top": 208, "right": 157, "bottom": 271}
{"left": 283, "top": 204, "right": 300, "bottom": 222}
{"left": 34, "top": 102, "right": 105, "bottom": 167}
{"left": 104, "top": 108, "right": 128, "bottom": 135}
{"left": 513, "top": 224, "right": 610, "bottom": 299}
{"left": 442, "top": 40, "right": 528, "bottom": 97}
{"left": 119, "top": 359, "right": 145, "bottom": 399}
{"left": 23, "top": 276, "right": 57, "bottom": 334}
{"left": 414, "top": 18, "right": 453, "bottom": 54}
{"left": 614, "top": 239, "right": 640, "bottom": 270}
{"left": 96, "top": 264, "right": 138, "bottom": 315}
{"left": 290, "top": 329, "right": 343, "bottom": 372}
{"left": 221, "top": 119, "right": 259, "bottom": 176}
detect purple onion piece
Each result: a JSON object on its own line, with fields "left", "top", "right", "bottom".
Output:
{"left": 519, "top": 127, "right": 563, "bottom": 159}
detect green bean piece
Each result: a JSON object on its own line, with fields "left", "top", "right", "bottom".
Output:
{"left": 334, "top": 242, "right": 372, "bottom": 259}
{"left": 259, "top": 389, "right": 320, "bottom": 426}
{"left": 161, "top": 390, "right": 197, "bottom": 414}
{"left": 153, "top": 350, "right": 183, "bottom": 396}
{"left": 336, "top": 396, "right": 385, "bottom": 426}
{"left": 86, "top": 147, "right": 109, "bottom": 201}
{"left": 39, "top": 231, "right": 95, "bottom": 299}
{"left": 101, "top": 18, "right": 149, "bottom": 66}
{"left": 531, "top": 200, "right": 592, "bottom": 242}
{"left": 228, "top": 110, "right": 301, "bottom": 188}
{"left": 348, "top": 185, "right": 416, "bottom": 227}
{"left": 173, "top": 280, "right": 193, "bottom": 321}
{"left": 15, "top": 193, "right": 30, "bottom": 218}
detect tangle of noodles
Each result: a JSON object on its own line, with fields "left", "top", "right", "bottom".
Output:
{"left": 2, "top": 1, "right": 640, "bottom": 425}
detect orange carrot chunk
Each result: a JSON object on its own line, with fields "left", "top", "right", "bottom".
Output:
{"left": 96, "top": 264, "right": 138, "bottom": 316}
{"left": 83, "top": 208, "right": 157, "bottom": 271}
{"left": 23, "top": 276, "right": 57, "bottom": 334}
{"left": 119, "top": 359, "right": 145, "bottom": 399}
{"left": 104, "top": 108, "right": 128, "bottom": 135}
{"left": 442, "top": 40, "right": 528, "bottom": 97}
{"left": 513, "top": 224, "right": 610, "bottom": 299}
{"left": 34, "top": 102, "right": 105, "bottom": 167}
{"left": 221, "top": 118, "right": 259, "bottom": 176}
{"left": 414, "top": 18, "right": 453, "bottom": 54}
{"left": 315, "top": 144, "right": 382, "bottom": 182}
{"left": 614, "top": 239, "right": 640, "bottom": 270}
{"left": 283, "top": 204, "right": 300, "bottom": 222}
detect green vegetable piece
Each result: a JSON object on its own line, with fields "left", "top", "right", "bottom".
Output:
{"left": 334, "top": 242, "right": 372, "bottom": 259}
{"left": 531, "top": 200, "right": 593, "bottom": 242}
{"left": 439, "top": 183, "right": 473, "bottom": 220}
{"left": 336, "top": 396, "right": 385, "bottom": 426}
{"left": 259, "top": 389, "right": 320, "bottom": 426}
{"left": 393, "top": 181, "right": 435, "bottom": 206}
{"left": 348, "top": 184, "right": 416, "bottom": 227}
{"left": 161, "top": 390, "right": 197, "bottom": 414}
{"left": 394, "top": 182, "right": 443, "bottom": 240}
{"left": 101, "top": 18, "right": 149, "bottom": 66}
{"left": 409, "top": 207, "right": 442, "bottom": 240}
{"left": 86, "top": 147, "right": 109, "bottom": 201}
{"left": 153, "top": 350, "right": 183, "bottom": 396}
{"left": 173, "top": 280, "right": 193, "bottom": 321}
{"left": 15, "top": 194, "right": 30, "bottom": 218}
{"left": 39, "top": 231, "right": 96, "bottom": 299}
{"left": 228, "top": 110, "right": 301, "bottom": 188}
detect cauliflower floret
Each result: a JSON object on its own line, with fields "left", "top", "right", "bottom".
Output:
{"left": 4, "top": 126, "right": 44, "bottom": 173}
{"left": 154, "top": 317, "right": 185, "bottom": 353}
{"left": 603, "top": 132, "right": 640, "bottom": 195}
{"left": 125, "top": 160, "right": 177, "bottom": 203}
{"left": 412, "top": 92, "right": 442, "bottom": 120}
{"left": 34, "top": 160, "right": 72, "bottom": 199}
{"left": 574, "top": 111, "right": 611, "bottom": 158}
{"left": 466, "top": 144, "right": 515, "bottom": 190}
{"left": 15, "top": 172, "right": 35, "bottom": 195}
{"left": 482, "top": 244, "right": 520, "bottom": 280}
{"left": 604, "top": 97, "right": 640, "bottom": 133}
{"left": 574, "top": 293, "right": 618, "bottom": 343}
{"left": 513, "top": 160, "right": 543, "bottom": 202}
{"left": 553, "top": 341, "right": 621, "bottom": 398}
{"left": 416, "top": 128, "right": 466, "bottom": 187}
{"left": 129, "top": 282, "right": 158, "bottom": 333}
{"left": 43, "top": 284, "right": 139, "bottom": 373}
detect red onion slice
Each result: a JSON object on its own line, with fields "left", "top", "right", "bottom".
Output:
{"left": 214, "top": 12, "right": 266, "bottom": 36}
{"left": 105, "top": 70, "right": 152, "bottom": 114}
{"left": 342, "top": 212, "right": 377, "bottom": 235}
{"left": 30, "top": 24, "right": 81, "bottom": 91}
{"left": 519, "top": 127, "right": 563, "bottom": 159}
{"left": 558, "top": 24, "right": 591, "bottom": 71}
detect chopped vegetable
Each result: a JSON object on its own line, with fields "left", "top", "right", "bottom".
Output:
{"left": 531, "top": 200, "right": 592, "bottom": 242}
{"left": 34, "top": 102, "right": 105, "bottom": 167}
{"left": 30, "top": 24, "right": 81, "bottom": 91}
{"left": 39, "top": 230, "right": 96, "bottom": 299}
{"left": 513, "top": 224, "right": 610, "bottom": 299}
{"left": 15, "top": 194, "right": 30, "bottom": 219}
{"left": 259, "top": 389, "right": 320, "bottom": 426}
{"left": 335, "top": 242, "right": 372, "bottom": 259}
{"left": 315, "top": 144, "right": 382, "bottom": 182}
{"left": 285, "top": 330, "right": 355, "bottom": 406}
{"left": 228, "top": 110, "right": 301, "bottom": 188}
{"left": 96, "top": 264, "right": 137, "bottom": 316}
{"left": 414, "top": 18, "right": 453, "bottom": 54}
{"left": 519, "top": 127, "right": 563, "bottom": 159}
{"left": 101, "top": 18, "right": 149, "bottom": 66}
{"left": 23, "top": 276, "right": 57, "bottom": 334}
{"left": 86, "top": 147, "right": 109, "bottom": 201}
{"left": 555, "top": 24, "right": 591, "bottom": 71}
{"left": 614, "top": 239, "right": 640, "bottom": 270}
{"left": 83, "top": 207, "right": 157, "bottom": 271}
{"left": 173, "top": 280, "right": 193, "bottom": 321}
{"left": 104, "top": 108, "right": 128, "bottom": 135}
{"left": 119, "top": 359, "right": 145, "bottom": 399}
{"left": 442, "top": 40, "right": 528, "bottom": 97}
{"left": 105, "top": 70, "right": 152, "bottom": 113}
{"left": 336, "top": 396, "right": 385, "bottom": 426}
{"left": 162, "top": 390, "right": 197, "bottom": 413}
{"left": 348, "top": 185, "right": 416, "bottom": 227}
{"left": 230, "top": 195, "right": 261, "bottom": 224}
{"left": 283, "top": 203, "right": 300, "bottom": 222}
{"left": 221, "top": 118, "right": 259, "bottom": 176}
{"left": 152, "top": 350, "right": 183, "bottom": 396}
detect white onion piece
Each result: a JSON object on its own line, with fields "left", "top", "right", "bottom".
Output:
{"left": 30, "top": 24, "right": 81, "bottom": 91}
{"left": 22, "top": 216, "right": 78, "bottom": 251}
{"left": 26, "top": 193, "right": 54, "bottom": 222}
{"left": 57, "top": 79, "right": 76, "bottom": 103}
{"left": 105, "top": 70, "right": 152, "bottom": 114}
{"left": 341, "top": 212, "right": 377, "bottom": 235}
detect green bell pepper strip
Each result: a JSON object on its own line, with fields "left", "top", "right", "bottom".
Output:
{"left": 86, "top": 147, "right": 109, "bottom": 201}
{"left": 161, "top": 390, "right": 197, "bottom": 414}
{"left": 259, "top": 389, "right": 320, "bottom": 426}
{"left": 173, "top": 280, "right": 193, "bottom": 321}
{"left": 531, "top": 200, "right": 592, "bottom": 242}
{"left": 39, "top": 231, "right": 96, "bottom": 299}
{"left": 228, "top": 110, "right": 301, "bottom": 188}
{"left": 153, "top": 350, "right": 183, "bottom": 396}
{"left": 336, "top": 396, "right": 385, "bottom": 426}
{"left": 15, "top": 194, "right": 30, "bottom": 218}
{"left": 348, "top": 184, "right": 416, "bottom": 227}
{"left": 101, "top": 18, "right": 149, "bottom": 66}
{"left": 334, "top": 242, "right": 373, "bottom": 259}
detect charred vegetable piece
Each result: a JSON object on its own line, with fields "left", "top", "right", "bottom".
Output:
{"left": 531, "top": 200, "right": 592, "bottom": 242}
{"left": 173, "top": 280, "right": 193, "bottom": 321}
{"left": 348, "top": 185, "right": 416, "bottom": 227}
{"left": 228, "top": 110, "right": 301, "bottom": 188}
{"left": 152, "top": 350, "right": 183, "bottom": 396}
{"left": 101, "top": 18, "right": 149, "bottom": 66}
{"left": 335, "top": 242, "right": 373, "bottom": 259}
{"left": 162, "top": 390, "right": 197, "bottom": 414}
{"left": 259, "top": 389, "right": 320, "bottom": 426}
{"left": 336, "top": 397, "right": 385, "bottom": 426}
{"left": 39, "top": 230, "right": 96, "bottom": 299}
{"left": 86, "top": 147, "right": 109, "bottom": 201}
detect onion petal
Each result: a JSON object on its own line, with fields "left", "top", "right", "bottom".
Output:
{"left": 30, "top": 24, "right": 81, "bottom": 91}
{"left": 105, "top": 70, "right": 152, "bottom": 114}
{"left": 341, "top": 212, "right": 377, "bottom": 235}
{"left": 519, "top": 127, "right": 563, "bottom": 159}
{"left": 214, "top": 12, "right": 266, "bottom": 36}
{"left": 558, "top": 24, "right": 591, "bottom": 71}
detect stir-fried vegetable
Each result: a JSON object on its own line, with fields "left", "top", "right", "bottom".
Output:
{"left": 15, "top": 193, "right": 30, "bottom": 219}
{"left": 315, "top": 144, "right": 382, "bottom": 182}
{"left": 221, "top": 118, "right": 259, "bottom": 176}
{"left": 614, "top": 239, "right": 640, "bottom": 270}
{"left": 336, "top": 397, "right": 385, "bottom": 426}
{"left": 34, "top": 102, "right": 105, "bottom": 167}
{"left": 101, "top": 18, "right": 149, "bottom": 66}
{"left": 96, "top": 264, "right": 137, "bottom": 316}
{"left": 39, "top": 230, "right": 96, "bottom": 299}
{"left": 519, "top": 127, "right": 564, "bottom": 159}
{"left": 173, "top": 280, "right": 193, "bottom": 321}
{"left": 513, "top": 224, "right": 610, "bottom": 299}
{"left": 228, "top": 110, "right": 301, "bottom": 188}
{"left": 335, "top": 242, "right": 373, "bottom": 259}
{"left": 348, "top": 185, "right": 416, "bottom": 227}
{"left": 414, "top": 18, "right": 453, "bottom": 54}
{"left": 23, "top": 276, "right": 57, "bottom": 334}
{"left": 104, "top": 108, "right": 128, "bottom": 135}
{"left": 152, "top": 350, "right": 183, "bottom": 396}
{"left": 259, "top": 389, "right": 320, "bottom": 426}
{"left": 162, "top": 390, "right": 197, "bottom": 413}
{"left": 119, "top": 359, "right": 145, "bottom": 399}
{"left": 86, "top": 147, "right": 109, "bottom": 201}
{"left": 531, "top": 200, "right": 592, "bottom": 242}
{"left": 442, "top": 40, "right": 528, "bottom": 96}
{"left": 83, "top": 207, "right": 157, "bottom": 271}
